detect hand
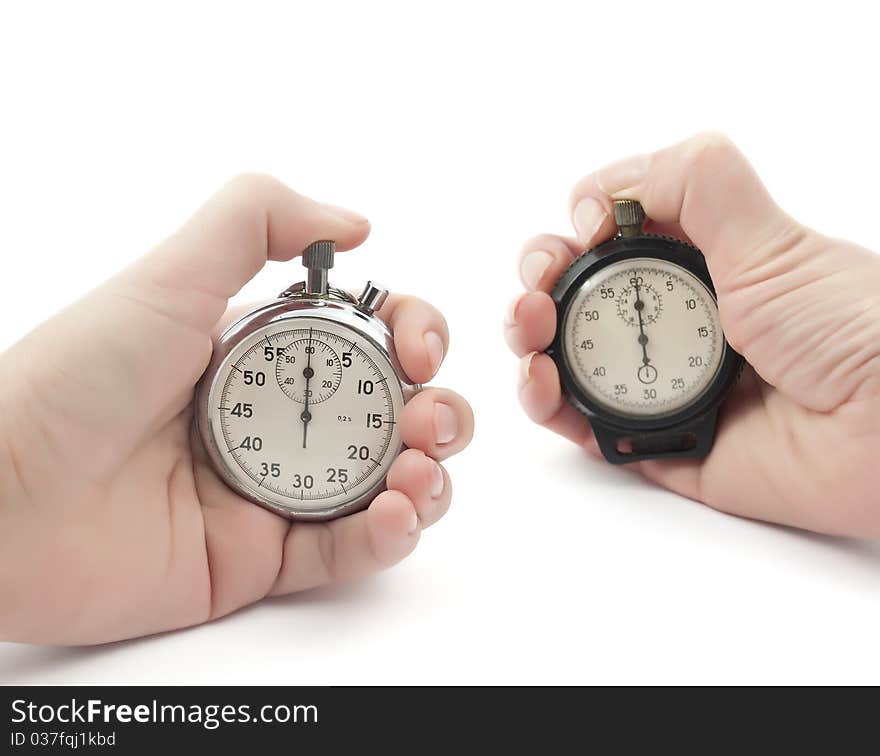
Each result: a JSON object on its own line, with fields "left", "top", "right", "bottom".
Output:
{"left": 0, "top": 175, "right": 474, "bottom": 644}
{"left": 505, "top": 133, "right": 880, "bottom": 538}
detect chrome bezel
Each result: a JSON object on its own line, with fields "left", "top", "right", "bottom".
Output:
{"left": 196, "top": 296, "right": 420, "bottom": 521}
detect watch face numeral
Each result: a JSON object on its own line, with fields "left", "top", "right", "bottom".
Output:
{"left": 347, "top": 445, "right": 370, "bottom": 460}
{"left": 231, "top": 402, "right": 253, "bottom": 418}
{"left": 562, "top": 257, "right": 724, "bottom": 417}
{"left": 260, "top": 462, "right": 281, "bottom": 477}
{"left": 326, "top": 468, "right": 348, "bottom": 484}
{"left": 240, "top": 435, "right": 262, "bottom": 451}
{"left": 243, "top": 370, "right": 266, "bottom": 386}
{"left": 210, "top": 318, "right": 404, "bottom": 514}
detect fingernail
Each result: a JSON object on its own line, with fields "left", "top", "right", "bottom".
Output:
{"left": 521, "top": 250, "right": 553, "bottom": 290}
{"left": 433, "top": 403, "right": 458, "bottom": 445}
{"left": 519, "top": 352, "right": 535, "bottom": 388}
{"left": 324, "top": 203, "right": 369, "bottom": 225}
{"left": 572, "top": 196, "right": 607, "bottom": 244}
{"left": 504, "top": 294, "right": 524, "bottom": 327}
{"left": 424, "top": 331, "right": 444, "bottom": 375}
{"left": 595, "top": 154, "right": 651, "bottom": 197}
{"left": 430, "top": 460, "right": 444, "bottom": 498}
{"left": 407, "top": 509, "right": 420, "bottom": 535}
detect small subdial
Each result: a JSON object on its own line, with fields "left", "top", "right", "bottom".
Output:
{"left": 275, "top": 337, "right": 342, "bottom": 403}
{"left": 616, "top": 284, "right": 662, "bottom": 326}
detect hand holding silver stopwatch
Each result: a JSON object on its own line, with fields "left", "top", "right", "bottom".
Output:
{"left": 197, "top": 241, "right": 419, "bottom": 520}
{"left": 548, "top": 200, "right": 743, "bottom": 463}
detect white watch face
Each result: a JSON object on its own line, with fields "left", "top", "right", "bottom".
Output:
{"left": 561, "top": 257, "right": 725, "bottom": 418}
{"left": 206, "top": 316, "right": 404, "bottom": 514}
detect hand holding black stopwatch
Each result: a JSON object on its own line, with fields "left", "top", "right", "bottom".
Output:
{"left": 548, "top": 200, "right": 743, "bottom": 463}
{"left": 197, "top": 242, "right": 419, "bottom": 521}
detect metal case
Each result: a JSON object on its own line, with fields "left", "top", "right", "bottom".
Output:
{"left": 196, "top": 294, "right": 420, "bottom": 520}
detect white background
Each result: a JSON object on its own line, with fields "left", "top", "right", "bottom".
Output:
{"left": 2, "top": 1, "right": 879, "bottom": 684}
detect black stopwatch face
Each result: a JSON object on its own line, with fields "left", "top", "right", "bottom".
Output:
{"left": 549, "top": 233, "right": 743, "bottom": 459}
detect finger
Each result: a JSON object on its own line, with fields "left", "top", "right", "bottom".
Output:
{"left": 637, "top": 367, "right": 760, "bottom": 502}
{"left": 568, "top": 133, "right": 880, "bottom": 412}
{"left": 269, "top": 489, "right": 420, "bottom": 595}
{"left": 504, "top": 290, "right": 556, "bottom": 357}
{"left": 124, "top": 173, "right": 372, "bottom": 333}
{"left": 518, "top": 352, "right": 599, "bottom": 454}
{"left": 399, "top": 388, "right": 474, "bottom": 461}
{"left": 386, "top": 449, "right": 451, "bottom": 528}
{"left": 568, "top": 132, "right": 803, "bottom": 288}
{"left": 374, "top": 294, "right": 449, "bottom": 384}
{"left": 191, "top": 437, "right": 291, "bottom": 619}
{"left": 517, "top": 233, "right": 581, "bottom": 293}
{"left": 211, "top": 301, "right": 260, "bottom": 340}
{"left": 636, "top": 458, "right": 703, "bottom": 502}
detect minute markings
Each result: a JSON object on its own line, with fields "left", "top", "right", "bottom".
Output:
{"left": 565, "top": 259, "right": 724, "bottom": 417}
{"left": 213, "top": 319, "right": 402, "bottom": 507}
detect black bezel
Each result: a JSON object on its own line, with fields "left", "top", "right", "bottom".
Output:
{"left": 548, "top": 234, "right": 743, "bottom": 434}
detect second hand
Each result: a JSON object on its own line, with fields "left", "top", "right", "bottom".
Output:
{"left": 634, "top": 280, "right": 650, "bottom": 365}
{"left": 301, "top": 328, "right": 314, "bottom": 449}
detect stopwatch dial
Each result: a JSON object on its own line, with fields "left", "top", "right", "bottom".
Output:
{"left": 561, "top": 257, "right": 725, "bottom": 417}
{"left": 616, "top": 283, "right": 662, "bottom": 326}
{"left": 275, "top": 338, "right": 342, "bottom": 403}
{"left": 207, "top": 318, "right": 404, "bottom": 514}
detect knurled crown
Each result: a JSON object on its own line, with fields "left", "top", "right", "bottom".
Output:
{"left": 302, "top": 240, "right": 335, "bottom": 270}
{"left": 613, "top": 199, "right": 646, "bottom": 229}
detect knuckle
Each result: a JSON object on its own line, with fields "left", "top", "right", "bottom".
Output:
{"left": 520, "top": 234, "right": 556, "bottom": 255}
{"left": 682, "top": 131, "right": 740, "bottom": 172}
{"left": 219, "top": 174, "right": 293, "bottom": 222}
{"left": 568, "top": 175, "right": 595, "bottom": 209}
{"left": 434, "top": 309, "right": 450, "bottom": 339}
{"left": 429, "top": 495, "right": 451, "bottom": 525}
{"left": 224, "top": 172, "right": 284, "bottom": 196}
{"left": 227, "top": 171, "right": 282, "bottom": 193}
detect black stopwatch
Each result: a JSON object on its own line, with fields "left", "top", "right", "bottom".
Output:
{"left": 547, "top": 200, "right": 743, "bottom": 463}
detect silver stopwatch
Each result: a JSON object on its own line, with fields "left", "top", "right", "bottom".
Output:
{"left": 196, "top": 241, "right": 420, "bottom": 521}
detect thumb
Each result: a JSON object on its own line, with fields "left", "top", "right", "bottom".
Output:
{"left": 1, "top": 175, "right": 371, "bottom": 473}
{"left": 569, "top": 133, "right": 880, "bottom": 411}
{"left": 569, "top": 132, "right": 800, "bottom": 293}
{"left": 122, "top": 173, "right": 371, "bottom": 333}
